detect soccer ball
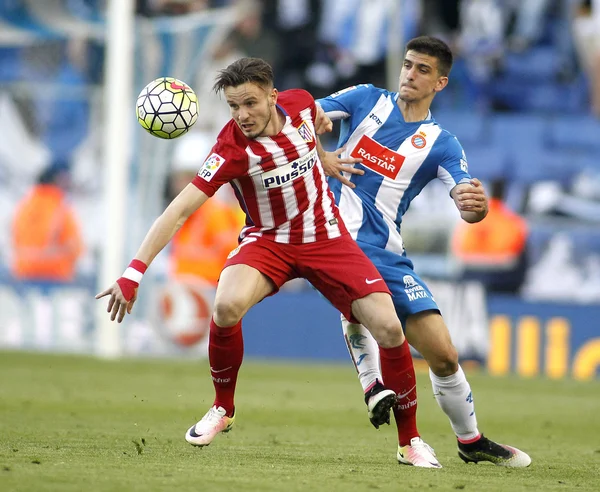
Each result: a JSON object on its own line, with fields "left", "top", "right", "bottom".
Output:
{"left": 136, "top": 77, "right": 198, "bottom": 139}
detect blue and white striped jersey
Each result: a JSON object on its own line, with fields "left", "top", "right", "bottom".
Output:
{"left": 317, "top": 84, "right": 471, "bottom": 255}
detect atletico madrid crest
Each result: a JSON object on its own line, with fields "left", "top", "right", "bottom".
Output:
{"left": 297, "top": 121, "right": 314, "bottom": 143}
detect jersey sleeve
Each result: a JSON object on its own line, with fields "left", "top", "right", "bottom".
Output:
{"left": 191, "top": 140, "right": 243, "bottom": 197}
{"left": 316, "top": 84, "right": 372, "bottom": 121}
{"left": 300, "top": 88, "right": 318, "bottom": 122}
{"left": 436, "top": 133, "right": 472, "bottom": 193}
{"left": 278, "top": 89, "right": 317, "bottom": 122}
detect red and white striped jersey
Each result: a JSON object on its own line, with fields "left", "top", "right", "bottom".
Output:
{"left": 191, "top": 89, "right": 347, "bottom": 244}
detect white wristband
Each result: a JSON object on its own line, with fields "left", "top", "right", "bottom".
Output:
{"left": 122, "top": 267, "right": 144, "bottom": 283}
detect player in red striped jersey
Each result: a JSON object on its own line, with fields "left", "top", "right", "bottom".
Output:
{"left": 96, "top": 58, "right": 439, "bottom": 467}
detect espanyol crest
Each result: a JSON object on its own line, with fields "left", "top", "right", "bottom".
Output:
{"left": 403, "top": 275, "right": 418, "bottom": 288}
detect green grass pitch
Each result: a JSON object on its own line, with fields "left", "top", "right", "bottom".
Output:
{"left": 0, "top": 351, "right": 599, "bottom": 491}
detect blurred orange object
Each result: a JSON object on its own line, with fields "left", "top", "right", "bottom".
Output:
{"left": 452, "top": 197, "right": 528, "bottom": 267}
{"left": 170, "top": 197, "right": 245, "bottom": 285}
{"left": 12, "top": 178, "right": 83, "bottom": 282}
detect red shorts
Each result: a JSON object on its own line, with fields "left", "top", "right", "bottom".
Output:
{"left": 223, "top": 234, "right": 390, "bottom": 323}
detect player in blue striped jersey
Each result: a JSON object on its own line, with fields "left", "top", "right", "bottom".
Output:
{"left": 316, "top": 36, "right": 531, "bottom": 468}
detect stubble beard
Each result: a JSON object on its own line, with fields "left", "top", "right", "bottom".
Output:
{"left": 246, "top": 110, "right": 272, "bottom": 140}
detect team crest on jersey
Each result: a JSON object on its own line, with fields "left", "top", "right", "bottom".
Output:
{"left": 411, "top": 132, "right": 427, "bottom": 149}
{"left": 297, "top": 121, "right": 314, "bottom": 143}
{"left": 403, "top": 275, "right": 418, "bottom": 288}
{"left": 403, "top": 275, "right": 429, "bottom": 302}
{"left": 350, "top": 135, "right": 405, "bottom": 180}
{"left": 197, "top": 153, "right": 225, "bottom": 182}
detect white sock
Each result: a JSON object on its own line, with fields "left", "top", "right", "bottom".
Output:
{"left": 341, "top": 316, "right": 382, "bottom": 393}
{"left": 429, "top": 365, "right": 480, "bottom": 441}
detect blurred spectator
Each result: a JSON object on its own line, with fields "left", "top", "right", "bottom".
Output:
{"left": 261, "top": 0, "right": 322, "bottom": 91}
{"left": 228, "top": 0, "right": 278, "bottom": 63}
{"left": 457, "top": 0, "right": 504, "bottom": 99}
{"left": 167, "top": 132, "right": 245, "bottom": 286}
{"left": 505, "top": 0, "right": 552, "bottom": 52}
{"left": 572, "top": 0, "right": 600, "bottom": 116}
{"left": 421, "top": 0, "right": 460, "bottom": 39}
{"left": 555, "top": 0, "right": 581, "bottom": 83}
{"left": 11, "top": 162, "right": 84, "bottom": 282}
{"left": 452, "top": 178, "right": 528, "bottom": 293}
{"left": 137, "top": 0, "right": 208, "bottom": 16}
{"left": 193, "top": 30, "right": 247, "bottom": 133}
{"left": 456, "top": 0, "right": 584, "bottom": 110}
{"left": 312, "top": 0, "right": 420, "bottom": 94}
{"left": 20, "top": 40, "right": 90, "bottom": 163}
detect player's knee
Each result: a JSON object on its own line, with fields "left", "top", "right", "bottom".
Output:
{"left": 212, "top": 295, "right": 247, "bottom": 327}
{"left": 370, "top": 317, "right": 405, "bottom": 348}
{"left": 430, "top": 346, "right": 459, "bottom": 377}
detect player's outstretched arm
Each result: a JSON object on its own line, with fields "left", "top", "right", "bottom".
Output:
{"left": 316, "top": 139, "right": 364, "bottom": 189}
{"left": 451, "top": 178, "right": 488, "bottom": 223}
{"left": 95, "top": 184, "right": 209, "bottom": 323}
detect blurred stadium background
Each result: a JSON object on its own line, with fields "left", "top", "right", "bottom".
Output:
{"left": 1, "top": 1, "right": 600, "bottom": 490}
{"left": 0, "top": 0, "right": 599, "bottom": 376}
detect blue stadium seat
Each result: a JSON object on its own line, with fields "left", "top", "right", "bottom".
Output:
{"left": 504, "top": 148, "right": 577, "bottom": 213}
{"left": 525, "top": 79, "right": 589, "bottom": 114}
{"left": 431, "top": 109, "right": 492, "bottom": 146}
{"left": 462, "top": 144, "right": 507, "bottom": 182}
{"left": 503, "top": 47, "right": 559, "bottom": 81}
{"left": 490, "top": 114, "right": 548, "bottom": 149}
{"left": 572, "top": 153, "right": 600, "bottom": 173}
{"left": 509, "top": 148, "right": 575, "bottom": 185}
{"left": 489, "top": 76, "right": 529, "bottom": 111}
{"left": 490, "top": 72, "right": 587, "bottom": 113}
{"left": 0, "top": 47, "right": 22, "bottom": 82}
{"left": 547, "top": 115, "right": 600, "bottom": 151}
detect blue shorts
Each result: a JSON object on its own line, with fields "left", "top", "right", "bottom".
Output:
{"left": 357, "top": 241, "right": 440, "bottom": 327}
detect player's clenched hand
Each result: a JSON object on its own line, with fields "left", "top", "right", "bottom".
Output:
{"left": 320, "top": 147, "right": 365, "bottom": 189}
{"left": 95, "top": 282, "right": 138, "bottom": 323}
{"left": 455, "top": 178, "right": 488, "bottom": 213}
{"left": 314, "top": 105, "right": 333, "bottom": 135}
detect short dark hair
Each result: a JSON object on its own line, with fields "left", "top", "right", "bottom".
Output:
{"left": 405, "top": 36, "right": 453, "bottom": 76}
{"left": 213, "top": 57, "right": 274, "bottom": 93}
